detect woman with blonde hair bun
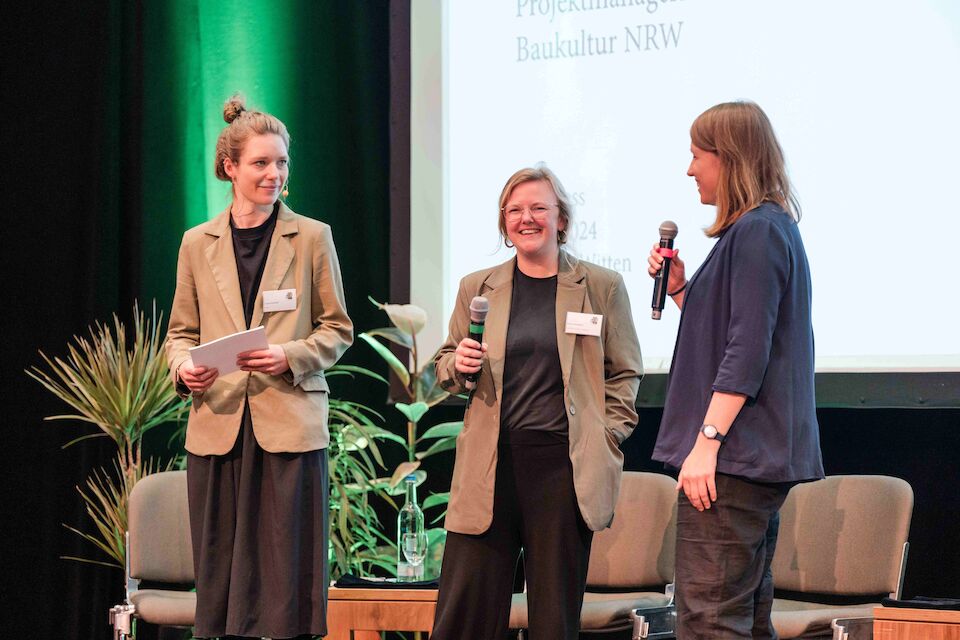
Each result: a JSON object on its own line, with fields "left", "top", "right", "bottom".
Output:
{"left": 166, "top": 94, "right": 353, "bottom": 639}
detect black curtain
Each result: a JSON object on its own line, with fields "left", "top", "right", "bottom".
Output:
{"left": 1, "top": 2, "right": 391, "bottom": 637}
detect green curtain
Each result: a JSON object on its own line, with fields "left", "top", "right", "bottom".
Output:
{"left": 137, "top": 1, "right": 390, "bottom": 324}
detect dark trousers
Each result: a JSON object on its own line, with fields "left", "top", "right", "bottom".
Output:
{"left": 431, "top": 430, "right": 593, "bottom": 640}
{"left": 674, "top": 473, "right": 791, "bottom": 640}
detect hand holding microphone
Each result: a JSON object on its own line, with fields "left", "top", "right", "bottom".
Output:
{"left": 649, "top": 220, "right": 685, "bottom": 319}
{"left": 458, "top": 296, "right": 489, "bottom": 390}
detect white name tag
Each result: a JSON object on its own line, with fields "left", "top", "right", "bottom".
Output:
{"left": 565, "top": 311, "right": 603, "bottom": 336}
{"left": 263, "top": 288, "right": 297, "bottom": 312}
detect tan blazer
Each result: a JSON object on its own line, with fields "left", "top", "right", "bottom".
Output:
{"left": 436, "top": 252, "right": 643, "bottom": 534}
{"left": 165, "top": 203, "right": 353, "bottom": 456}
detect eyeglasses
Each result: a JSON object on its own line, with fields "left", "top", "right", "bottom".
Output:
{"left": 502, "top": 203, "right": 558, "bottom": 222}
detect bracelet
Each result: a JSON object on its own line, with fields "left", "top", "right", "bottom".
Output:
{"left": 668, "top": 281, "right": 688, "bottom": 296}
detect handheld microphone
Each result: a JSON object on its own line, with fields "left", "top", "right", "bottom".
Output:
{"left": 464, "top": 296, "right": 489, "bottom": 391}
{"left": 651, "top": 220, "right": 679, "bottom": 320}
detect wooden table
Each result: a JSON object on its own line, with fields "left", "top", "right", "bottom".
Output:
{"left": 327, "top": 586, "right": 439, "bottom": 640}
{"left": 874, "top": 606, "right": 960, "bottom": 639}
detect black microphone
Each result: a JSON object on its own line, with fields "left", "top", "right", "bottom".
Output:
{"left": 651, "top": 220, "right": 679, "bottom": 320}
{"left": 464, "top": 296, "right": 489, "bottom": 391}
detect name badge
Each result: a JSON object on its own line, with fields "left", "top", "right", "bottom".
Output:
{"left": 565, "top": 311, "right": 603, "bottom": 336}
{"left": 263, "top": 289, "right": 297, "bottom": 312}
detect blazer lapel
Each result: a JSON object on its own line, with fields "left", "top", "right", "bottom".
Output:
{"left": 250, "top": 204, "right": 298, "bottom": 329}
{"left": 688, "top": 232, "right": 723, "bottom": 290}
{"left": 481, "top": 258, "right": 515, "bottom": 405}
{"left": 204, "top": 208, "right": 246, "bottom": 333}
{"left": 555, "top": 252, "right": 587, "bottom": 386}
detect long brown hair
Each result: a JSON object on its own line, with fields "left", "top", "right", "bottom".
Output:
{"left": 691, "top": 101, "right": 800, "bottom": 237}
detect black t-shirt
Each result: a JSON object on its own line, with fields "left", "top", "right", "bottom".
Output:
{"left": 500, "top": 265, "right": 568, "bottom": 435}
{"left": 231, "top": 204, "right": 279, "bottom": 329}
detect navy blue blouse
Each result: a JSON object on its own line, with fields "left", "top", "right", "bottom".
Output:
{"left": 653, "top": 203, "right": 824, "bottom": 483}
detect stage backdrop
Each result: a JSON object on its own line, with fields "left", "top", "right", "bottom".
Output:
{"left": 2, "top": 3, "right": 957, "bottom": 640}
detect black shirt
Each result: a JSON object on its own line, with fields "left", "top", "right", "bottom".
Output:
{"left": 231, "top": 204, "right": 279, "bottom": 329}
{"left": 500, "top": 265, "right": 568, "bottom": 435}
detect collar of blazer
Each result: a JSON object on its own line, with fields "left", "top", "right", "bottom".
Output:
{"left": 480, "top": 250, "right": 588, "bottom": 400}
{"left": 203, "top": 202, "right": 301, "bottom": 333}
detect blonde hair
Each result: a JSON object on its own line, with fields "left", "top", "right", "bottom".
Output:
{"left": 497, "top": 164, "right": 573, "bottom": 247}
{"left": 691, "top": 101, "right": 800, "bottom": 237}
{"left": 214, "top": 94, "right": 290, "bottom": 181}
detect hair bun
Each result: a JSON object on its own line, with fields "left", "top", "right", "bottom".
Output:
{"left": 223, "top": 94, "right": 247, "bottom": 124}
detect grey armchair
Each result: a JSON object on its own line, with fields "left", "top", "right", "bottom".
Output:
{"left": 109, "top": 470, "right": 196, "bottom": 639}
{"left": 771, "top": 475, "right": 914, "bottom": 639}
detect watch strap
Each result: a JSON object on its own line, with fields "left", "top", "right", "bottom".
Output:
{"left": 700, "top": 424, "right": 727, "bottom": 443}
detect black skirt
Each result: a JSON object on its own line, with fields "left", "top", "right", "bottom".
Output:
{"left": 186, "top": 402, "right": 329, "bottom": 639}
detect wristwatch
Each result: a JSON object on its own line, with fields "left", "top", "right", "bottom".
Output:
{"left": 700, "top": 424, "right": 726, "bottom": 444}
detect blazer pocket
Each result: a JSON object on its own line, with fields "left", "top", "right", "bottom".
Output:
{"left": 603, "top": 426, "right": 625, "bottom": 459}
{"left": 299, "top": 374, "right": 329, "bottom": 393}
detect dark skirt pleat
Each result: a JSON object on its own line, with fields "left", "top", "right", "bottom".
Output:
{"left": 187, "top": 402, "right": 329, "bottom": 639}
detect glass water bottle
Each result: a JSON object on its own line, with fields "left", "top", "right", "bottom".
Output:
{"left": 397, "top": 474, "right": 427, "bottom": 581}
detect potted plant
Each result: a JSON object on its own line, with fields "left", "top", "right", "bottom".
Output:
{"left": 358, "top": 297, "right": 464, "bottom": 577}
{"left": 26, "top": 303, "right": 188, "bottom": 568}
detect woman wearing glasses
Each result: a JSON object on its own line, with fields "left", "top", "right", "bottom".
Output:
{"left": 431, "top": 165, "right": 643, "bottom": 640}
{"left": 648, "top": 101, "right": 823, "bottom": 638}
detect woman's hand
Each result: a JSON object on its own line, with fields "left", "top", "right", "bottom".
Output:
{"left": 237, "top": 344, "right": 290, "bottom": 376}
{"left": 677, "top": 437, "right": 720, "bottom": 511}
{"left": 178, "top": 359, "right": 219, "bottom": 393}
{"left": 647, "top": 243, "right": 686, "bottom": 292}
{"left": 454, "top": 338, "right": 486, "bottom": 375}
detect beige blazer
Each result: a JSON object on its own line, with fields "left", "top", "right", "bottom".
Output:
{"left": 165, "top": 203, "right": 353, "bottom": 456}
{"left": 435, "top": 252, "right": 643, "bottom": 534}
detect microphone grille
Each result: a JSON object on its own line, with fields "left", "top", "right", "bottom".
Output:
{"left": 469, "top": 296, "right": 489, "bottom": 322}
{"left": 659, "top": 220, "right": 679, "bottom": 240}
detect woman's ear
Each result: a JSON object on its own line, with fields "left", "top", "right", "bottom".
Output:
{"left": 223, "top": 157, "right": 237, "bottom": 180}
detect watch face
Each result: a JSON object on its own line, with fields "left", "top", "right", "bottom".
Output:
{"left": 703, "top": 425, "right": 718, "bottom": 438}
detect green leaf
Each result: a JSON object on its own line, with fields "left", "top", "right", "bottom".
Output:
{"left": 358, "top": 333, "right": 410, "bottom": 387}
{"left": 364, "top": 327, "right": 414, "bottom": 350}
{"left": 416, "top": 436, "right": 458, "bottom": 460}
{"left": 415, "top": 361, "right": 450, "bottom": 407}
{"left": 389, "top": 461, "right": 422, "bottom": 488}
{"left": 326, "top": 364, "right": 388, "bottom": 384}
{"left": 379, "top": 303, "right": 428, "bottom": 336}
{"left": 418, "top": 421, "right": 463, "bottom": 442}
{"left": 341, "top": 430, "right": 369, "bottom": 452}
{"left": 357, "top": 425, "right": 408, "bottom": 447}
{"left": 394, "top": 401, "right": 429, "bottom": 424}
{"left": 422, "top": 492, "right": 450, "bottom": 510}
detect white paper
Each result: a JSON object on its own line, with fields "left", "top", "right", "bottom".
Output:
{"left": 565, "top": 312, "right": 603, "bottom": 337}
{"left": 188, "top": 326, "right": 268, "bottom": 375}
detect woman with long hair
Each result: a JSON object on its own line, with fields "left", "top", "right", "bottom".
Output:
{"left": 648, "top": 101, "right": 823, "bottom": 638}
